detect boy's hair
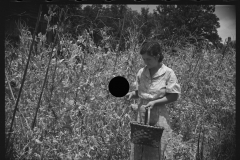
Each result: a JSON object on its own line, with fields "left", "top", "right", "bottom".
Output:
{"left": 140, "top": 40, "right": 164, "bottom": 62}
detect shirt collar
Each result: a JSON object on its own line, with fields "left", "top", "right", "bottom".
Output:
{"left": 143, "top": 64, "right": 167, "bottom": 79}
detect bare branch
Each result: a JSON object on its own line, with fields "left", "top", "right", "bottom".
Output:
{"left": 98, "top": 16, "right": 120, "bottom": 20}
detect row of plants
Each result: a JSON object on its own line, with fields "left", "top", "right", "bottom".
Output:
{"left": 5, "top": 5, "right": 235, "bottom": 160}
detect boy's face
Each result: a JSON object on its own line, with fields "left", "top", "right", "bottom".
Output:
{"left": 141, "top": 53, "right": 159, "bottom": 69}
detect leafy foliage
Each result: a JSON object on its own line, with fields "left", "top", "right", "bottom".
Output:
{"left": 5, "top": 4, "right": 235, "bottom": 160}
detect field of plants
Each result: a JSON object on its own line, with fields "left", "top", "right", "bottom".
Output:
{"left": 5, "top": 5, "right": 235, "bottom": 160}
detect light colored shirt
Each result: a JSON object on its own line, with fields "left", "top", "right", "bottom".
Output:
{"left": 135, "top": 64, "right": 181, "bottom": 126}
{"left": 130, "top": 63, "right": 180, "bottom": 160}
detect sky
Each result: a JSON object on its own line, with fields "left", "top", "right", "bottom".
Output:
{"left": 128, "top": 5, "right": 236, "bottom": 42}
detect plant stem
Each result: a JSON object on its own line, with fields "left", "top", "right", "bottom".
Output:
{"left": 6, "top": 4, "right": 42, "bottom": 153}
{"left": 31, "top": 25, "right": 59, "bottom": 130}
{"left": 113, "top": 7, "right": 126, "bottom": 74}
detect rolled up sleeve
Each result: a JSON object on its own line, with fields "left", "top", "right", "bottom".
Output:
{"left": 166, "top": 71, "right": 181, "bottom": 94}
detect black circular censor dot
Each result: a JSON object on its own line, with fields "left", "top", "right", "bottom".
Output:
{"left": 108, "top": 76, "right": 129, "bottom": 97}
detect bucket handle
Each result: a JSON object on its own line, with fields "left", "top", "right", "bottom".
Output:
{"left": 138, "top": 106, "right": 151, "bottom": 125}
{"left": 147, "top": 107, "right": 150, "bottom": 125}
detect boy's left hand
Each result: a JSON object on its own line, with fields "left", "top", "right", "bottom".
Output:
{"left": 143, "top": 101, "right": 155, "bottom": 110}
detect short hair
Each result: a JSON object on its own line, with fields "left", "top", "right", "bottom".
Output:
{"left": 140, "top": 40, "right": 164, "bottom": 62}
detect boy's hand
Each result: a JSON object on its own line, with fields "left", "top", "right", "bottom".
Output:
{"left": 142, "top": 101, "right": 155, "bottom": 110}
{"left": 126, "top": 92, "right": 134, "bottom": 100}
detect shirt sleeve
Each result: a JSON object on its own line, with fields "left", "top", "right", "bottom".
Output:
{"left": 166, "top": 70, "right": 181, "bottom": 94}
